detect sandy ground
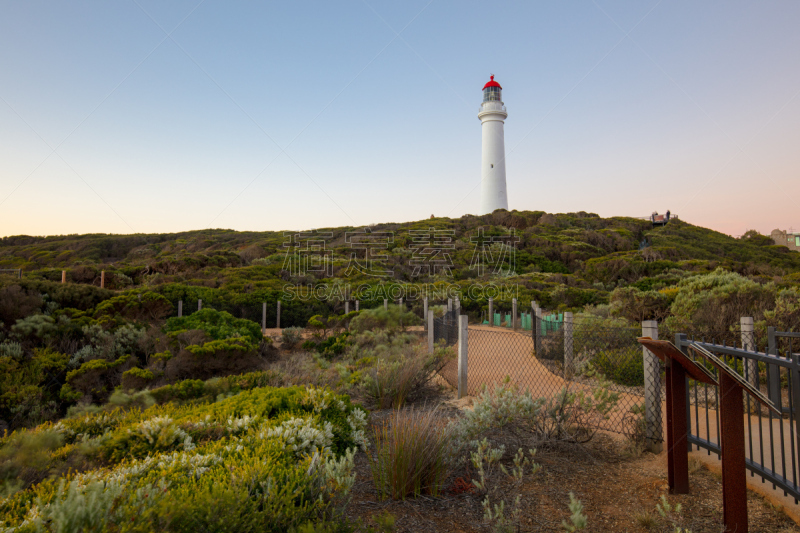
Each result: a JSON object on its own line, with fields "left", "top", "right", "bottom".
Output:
{"left": 448, "top": 325, "right": 800, "bottom": 524}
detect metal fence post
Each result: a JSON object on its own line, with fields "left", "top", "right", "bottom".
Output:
{"left": 384, "top": 299, "right": 388, "bottom": 311}
{"left": 423, "top": 297, "right": 428, "bottom": 326}
{"left": 512, "top": 298, "right": 518, "bottom": 330}
{"left": 355, "top": 300, "right": 359, "bottom": 312}
{"left": 642, "top": 320, "right": 664, "bottom": 453}
{"left": 455, "top": 297, "right": 460, "bottom": 313}
{"left": 262, "top": 302, "right": 267, "bottom": 334}
{"left": 534, "top": 307, "right": 542, "bottom": 355}
{"left": 768, "top": 327, "right": 780, "bottom": 409}
{"left": 345, "top": 301, "right": 349, "bottom": 314}
{"left": 198, "top": 299, "right": 202, "bottom": 311}
{"left": 447, "top": 298, "right": 452, "bottom": 312}
{"left": 178, "top": 300, "right": 183, "bottom": 317}
{"left": 277, "top": 301, "right": 281, "bottom": 329}
{"left": 488, "top": 298, "right": 494, "bottom": 327}
{"left": 428, "top": 310, "right": 434, "bottom": 354}
{"left": 399, "top": 297, "right": 403, "bottom": 307}
{"left": 564, "top": 312, "right": 574, "bottom": 377}
{"left": 458, "top": 315, "right": 468, "bottom": 399}
{"left": 740, "top": 316, "right": 758, "bottom": 387}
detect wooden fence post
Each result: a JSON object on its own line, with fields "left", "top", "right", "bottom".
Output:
{"left": 262, "top": 302, "right": 267, "bottom": 334}
{"left": 423, "top": 297, "right": 428, "bottom": 328}
{"left": 62, "top": 270, "right": 66, "bottom": 284}
{"left": 642, "top": 320, "right": 663, "bottom": 453}
{"left": 277, "top": 301, "right": 281, "bottom": 329}
{"left": 198, "top": 299, "right": 202, "bottom": 311}
{"left": 345, "top": 301, "right": 349, "bottom": 314}
{"left": 458, "top": 315, "right": 468, "bottom": 399}
{"left": 384, "top": 299, "right": 388, "bottom": 311}
{"left": 488, "top": 298, "right": 494, "bottom": 327}
{"left": 178, "top": 300, "right": 183, "bottom": 317}
{"left": 355, "top": 300, "right": 359, "bottom": 312}
{"left": 100, "top": 270, "right": 105, "bottom": 289}
{"left": 512, "top": 298, "right": 518, "bottom": 330}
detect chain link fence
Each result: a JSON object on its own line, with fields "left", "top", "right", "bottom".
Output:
{"left": 461, "top": 314, "right": 660, "bottom": 439}
{"left": 433, "top": 308, "right": 458, "bottom": 347}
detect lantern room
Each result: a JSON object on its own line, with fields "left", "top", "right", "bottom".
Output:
{"left": 482, "top": 75, "right": 502, "bottom": 103}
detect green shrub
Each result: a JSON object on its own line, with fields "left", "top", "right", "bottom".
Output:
{"left": 316, "top": 332, "right": 350, "bottom": 359}
{"left": 281, "top": 327, "right": 304, "bottom": 349}
{"left": 121, "top": 367, "right": 155, "bottom": 391}
{"left": 63, "top": 354, "right": 133, "bottom": 404}
{"left": 360, "top": 342, "right": 451, "bottom": 409}
{"left": 452, "top": 380, "right": 620, "bottom": 448}
{"left": 367, "top": 408, "right": 453, "bottom": 500}
{"left": 349, "top": 306, "right": 419, "bottom": 334}
{"left": 147, "top": 371, "right": 285, "bottom": 405}
{"left": 0, "top": 348, "right": 69, "bottom": 430}
{"left": 164, "top": 308, "right": 261, "bottom": 345}
{"left": 0, "top": 430, "right": 64, "bottom": 496}
{"left": 301, "top": 340, "right": 318, "bottom": 351}
{"left": 590, "top": 349, "right": 644, "bottom": 387}
{"left": 0, "top": 285, "right": 42, "bottom": 329}
{"left": 665, "top": 268, "right": 775, "bottom": 339}
{"left": 93, "top": 291, "right": 173, "bottom": 324}
{"left": 0, "top": 385, "right": 366, "bottom": 519}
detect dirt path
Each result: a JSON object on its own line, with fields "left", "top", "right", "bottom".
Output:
{"left": 444, "top": 325, "right": 800, "bottom": 523}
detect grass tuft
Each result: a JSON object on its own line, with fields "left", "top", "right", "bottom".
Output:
{"left": 367, "top": 407, "right": 454, "bottom": 500}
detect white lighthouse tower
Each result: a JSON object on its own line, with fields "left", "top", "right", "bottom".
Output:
{"left": 478, "top": 75, "right": 508, "bottom": 215}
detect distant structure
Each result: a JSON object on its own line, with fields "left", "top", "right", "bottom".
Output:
{"left": 771, "top": 229, "right": 800, "bottom": 251}
{"left": 479, "top": 75, "right": 508, "bottom": 215}
{"left": 650, "top": 211, "right": 673, "bottom": 227}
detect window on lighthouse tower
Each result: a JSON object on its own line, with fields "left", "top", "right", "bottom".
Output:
{"left": 483, "top": 86, "right": 502, "bottom": 102}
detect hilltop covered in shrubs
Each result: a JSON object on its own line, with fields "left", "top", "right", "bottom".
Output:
{"left": 1, "top": 211, "right": 800, "bottom": 531}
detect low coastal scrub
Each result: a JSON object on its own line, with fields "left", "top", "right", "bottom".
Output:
{"left": 0, "top": 385, "right": 367, "bottom": 532}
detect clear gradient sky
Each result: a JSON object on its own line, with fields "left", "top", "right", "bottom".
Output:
{"left": 1, "top": 1, "right": 798, "bottom": 238}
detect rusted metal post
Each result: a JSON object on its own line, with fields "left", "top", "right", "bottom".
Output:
{"left": 719, "top": 372, "right": 748, "bottom": 532}
{"left": 669, "top": 334, "right": 690, "bottom": 494}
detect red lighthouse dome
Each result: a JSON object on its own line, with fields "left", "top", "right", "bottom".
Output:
{"left": 483, "top": 75, "right": 502, "bottom": 90}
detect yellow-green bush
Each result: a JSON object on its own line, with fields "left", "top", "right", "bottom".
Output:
{"left": 0, "top": 386, "right": 367, "bottom": 532}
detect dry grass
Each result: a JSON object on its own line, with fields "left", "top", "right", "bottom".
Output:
{"left": 367, "top": 408, "right": 454, "bottom": 500}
